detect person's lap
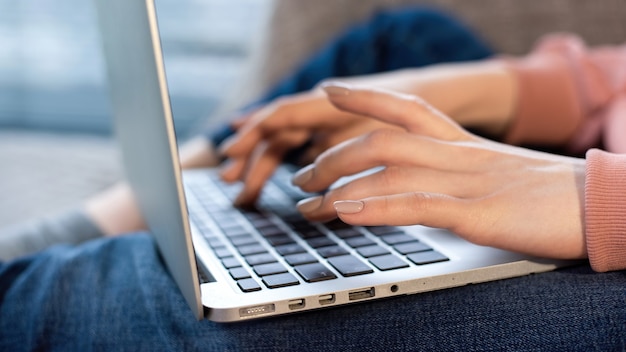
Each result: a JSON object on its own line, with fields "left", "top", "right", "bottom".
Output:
{"left": 0, "top": 234, "right": 624, "bottom": 351}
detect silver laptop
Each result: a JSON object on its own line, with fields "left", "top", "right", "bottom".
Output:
{"left": 95, "top": 0, "right": 578, "bottom": 322}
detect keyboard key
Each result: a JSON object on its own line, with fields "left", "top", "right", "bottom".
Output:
{"left": 274, "top": 243, "right": 306, "bottom": 256}
{"left": 262, "top": 273, "right": 300, "bottom": 289}
{"left": 237, "top": 278, "right": 262, "bottom": 292}
{"left": 205, "top": 237, "right": 224, "bottom": 248}
{"left": 237, "top": 244, "right": 267, "bottom": 256}
{"left": 307, "top": 237, "right": 336, "bottom": 248}
{"left": 230, "top": 267, "right": 252, "bottom": 280}
{"left": 242, "top": 210, "right": 265, "bottom": 221}
{"left": 369, "top": 254, "right": 409, "bottom": 271}
{"left": 222, "top": 225, "right": 251, "bottom": 238}
{"left": 245, "top": 253, "right": 277, "bottom": 266}
{"left": 357, "top": 245, "right": 390, "bottom": 258}
{"left": 258, "top": 225, "right": 286, "bottom": 237}
{"left": 328, "top": 255, "right": 374, "bottom": 277}
{"left": 367, "top": 226, "right": 402, "bottom": 236}
{"left": 287, "top": 219, "right": 315, "bottom": 231}
{"left": 325, "top": 219, "right": 351, "bottom": 230}
{"left": 214, "top": 246, "right": 234, "bottom": 259}
{"left": 216, "top": 217, "right": 243, "bottom": 230}
{"left": 294, "top": 263, "right": 337, "bottom": 282}
{"left": 394, "top": 241, "right": 432, "bottom": 255}
{"left": 282, "top": 214, "right": 306, "bottom": 225}
{"left": 345, "top": 236, "right": 376, "bottom": 248}
{"left": 407, "top": 251, "right": 449, "bottom": 265}
{"left": 265, "top": 234, "right": 295, "bottom": 246}
{"left": 333, "top": 228, "right": 362, "bottom": 239}
{"left": 297, "top": 228, "right": 325, "bottom": 239}
{"left": 284, "top": 253, "right": 318, "bottom": 266}
{"left": 380, "top": 233, "right": 416, "bottom": 245}
{"left": 253, "top": 262, "right": 288, "bottom": 277}
{"left": 249, "top": 218, "right": 274, "bottom": 229}
{"left": 317, "top": 245, "right": 349, "bottom": 258}
{"left": 221, "top": 257, "right": 242, "bottom": 269}
{"left": 229, "top": 234, "right": 258, "bottom": 247}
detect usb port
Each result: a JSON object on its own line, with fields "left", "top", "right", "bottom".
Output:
{"left": 318, "top": 294, "right": 335, "bottom": 305}
{"left": 348, "top": 287, "right": 375, "bottom": 301}
{"left": 288, "top": 299, "right": 305, "bottom": 310}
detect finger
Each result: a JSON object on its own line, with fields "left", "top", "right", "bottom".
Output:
{"left": 219, "top": 158, "right": 247, "bottom": 183}
{"left": 233, "top": 141, "right": 284, "bottom": 206}
{"left": 295, "top": 166, "right": 484, "bottom": 221}
{"left": 220, "top": 92, "right": 343, "bottom": 157}
{"left": 231, "top": 127, "right": 311, "bottom": 204}
{"left": 321, "top": 81, "right": 470, "bottom": 141}
{"left": 292, "top": 129, "right": 477, "bottom": 193}
{"left": 332, "top": 192, "right": 472, "bottom": 232}
{"left": 222, "top": 127, "right": 310, "bottom": 183}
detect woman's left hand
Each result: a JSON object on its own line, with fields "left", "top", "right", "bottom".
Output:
{"left": 293, "top": 83, "right": 587, "bottom": 260}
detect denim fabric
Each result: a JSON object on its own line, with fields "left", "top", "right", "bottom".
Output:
{"left": 0, "top": 234, "right": 624, "bottom": 351}
{"left": 207, "top": 7, "right": 493, "bottom": 148}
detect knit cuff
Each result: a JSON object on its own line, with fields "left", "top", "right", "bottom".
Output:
{"left": 585, "top": 149, "right": 626, "bottom": 272}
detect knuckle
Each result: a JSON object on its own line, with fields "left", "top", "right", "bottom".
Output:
{"left": 317, "top": 78, "right": 339, "bottom": 89}
{"left": 406, "top": 95, "right": 429, "bottom": 112}
{"left": 266, "top": 98, "right": 297, "bottom": 126}
{"left": 380, "top": 166, "right": 403, "bottom": 188}
{"left": 410, "top": 192, "right": 434, "bottom": 213}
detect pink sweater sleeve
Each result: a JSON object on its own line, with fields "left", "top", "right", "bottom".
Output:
{"left": 501, "top": 35, "right": 626, "bottom": 271}
{"left": 501, "top": 34, "right": 626, "bottom": 154}
{"left": 585, "top": 149, "right": 626, "bottom": 272}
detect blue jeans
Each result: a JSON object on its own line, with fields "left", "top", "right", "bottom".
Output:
{"left": 208, "top": 7, "right": 492, "bottom": 147}
{"left": 1, "top": 234, "right": 624, "bottom": 351}
{"left": 1, "top": 8, "right": 624, "bottom": 351}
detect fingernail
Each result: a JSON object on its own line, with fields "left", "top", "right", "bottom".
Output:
{"left": 297, "top": 196, "right": 323, "bottom": 214}
{"left": 233, "top": 191, "right": 249, "bottom": 207}
{"left": 321, "top": 82, "right": 351, "bottom": 96}
{"left": 333, "top": 200, "right": 364, "bottom": 214}
{"left": 292, "top": 164, "right": 314, "bottom": 187}
{"left": 218, "top": 160, "right": 237, "bottom": 182}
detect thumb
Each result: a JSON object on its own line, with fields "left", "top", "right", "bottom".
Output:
{"left": 321, "top": 81, "right": 469, "bottom": 141}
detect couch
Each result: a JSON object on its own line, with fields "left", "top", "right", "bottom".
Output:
{"left": 224, "top": 0, "right": 626, "bottom": 112}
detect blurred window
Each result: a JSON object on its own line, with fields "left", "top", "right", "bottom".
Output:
{"left": 0, "top": 0, "right": 268, "bottom": 136}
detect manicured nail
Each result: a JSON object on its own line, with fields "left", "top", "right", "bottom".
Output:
{"left": 321, "top": 82, "right": 351, "bottom": 96}
{"left": 292, "top": 164, "right": 314, "bottom": 187}
{"left": 233, "top": 191, "right": 250, "bottom": 207}
{"left": 333, "top": 200, "right": 364, "bottom": 214}
{"left": 297, "top": 196, "right": 323, "bottom": 214}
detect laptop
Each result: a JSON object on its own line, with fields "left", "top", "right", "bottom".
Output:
{"left": 94, "top": 0, "right": 579, "bottom": 322}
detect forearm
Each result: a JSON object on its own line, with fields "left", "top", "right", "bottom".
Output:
{"left": 338, "top": 61, "right": 517, "bottom": 136}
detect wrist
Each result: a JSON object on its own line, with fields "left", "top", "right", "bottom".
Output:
{"left": 406, "top": 61, "right": 517, "bottom": 136}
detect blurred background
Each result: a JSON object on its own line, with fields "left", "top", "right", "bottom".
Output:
{"left": 0, "top": 0, "right": 271, "bottom": 228}
{"left": 2, "top": 0, "right": 626, "bottom": 233}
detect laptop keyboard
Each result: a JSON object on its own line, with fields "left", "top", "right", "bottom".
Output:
{"left": 185, "top": 167, "right": 449, "bottom": 293}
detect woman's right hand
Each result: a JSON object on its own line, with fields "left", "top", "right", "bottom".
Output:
{"left": 292, "top": 84, "right": 587, "bottom": 260}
